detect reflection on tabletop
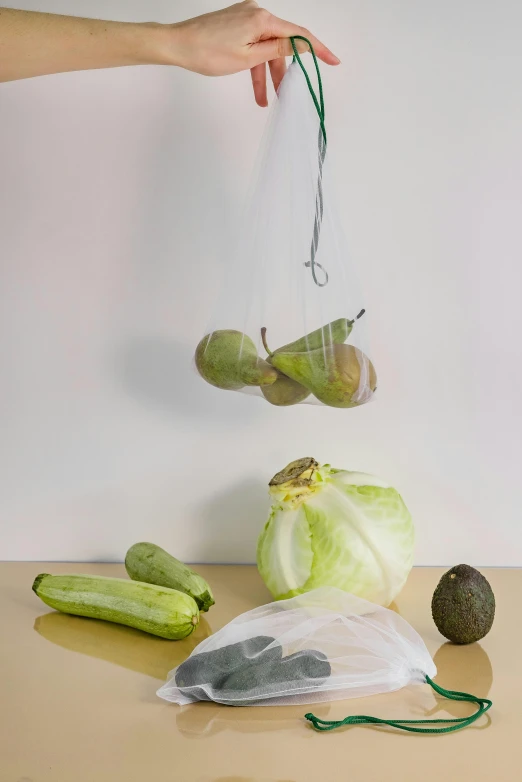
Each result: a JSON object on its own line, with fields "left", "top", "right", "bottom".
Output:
{"left": 176, "top": 701, "right": 332, "bottom": 739}
{"left": 199, "top": 778, "right": 295, "bottom": 782}
{"left": 198, "top": 778, "right": 295, "bottom": 782}
{"left": 426, "top": 641, "right": 493, "bottom": 718}
{"left": 34, "top": 610, "right": 212, "bottom": 680}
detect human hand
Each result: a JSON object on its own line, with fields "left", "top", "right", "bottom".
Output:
{"left": 167, "top": 0, "right": 340, "bottom": 106}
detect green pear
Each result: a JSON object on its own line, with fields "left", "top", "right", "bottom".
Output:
{"left": 195, "top": 331, "right": 278, "bottom": 391}
{"left": 274, "top": 312, "right": 364, "bottom": 354}
{"left": 270, "top": 343, "right": 377, "bottom": 408}
{"left": 261, "top": 370, "right": 310, "bottom": 406}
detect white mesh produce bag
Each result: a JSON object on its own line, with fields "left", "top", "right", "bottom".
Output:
{"left": 158, "top": 588, "right": 433, "bottom": 705}
{"left": 158, "top": 588, "right": 492, "bottom": 734}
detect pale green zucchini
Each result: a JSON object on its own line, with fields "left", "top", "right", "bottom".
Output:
{"left": 32, "top": 573, "right": 199, "bottom": 640}
{"left": 125, "top": 542, "right": 215, "bottom": 612}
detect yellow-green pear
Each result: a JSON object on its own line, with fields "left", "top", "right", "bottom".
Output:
{"left": 261, "top": 370, "right": 310, "bottom": 406}
{"left": 274, "top": 312, "right": 365, "bottom": 354}
{"left": 270, "top": 343, "right": 377, "bottom": 408}
{"left": 195, "top": 331, "right": 277, "bottom": 391}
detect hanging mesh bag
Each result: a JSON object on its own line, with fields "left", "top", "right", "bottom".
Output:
{"left": 194, "top": 38, "right": 376, "bottom": 409}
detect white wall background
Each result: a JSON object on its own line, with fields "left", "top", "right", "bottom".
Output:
{"left": 1, "top": 0, "right": 521, "bottom": 564}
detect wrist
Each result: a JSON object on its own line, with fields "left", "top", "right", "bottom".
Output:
{"left": 137, "top": 21, "right": 185, "bottom": 68}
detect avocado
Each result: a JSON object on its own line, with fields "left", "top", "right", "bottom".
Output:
{"left": 218, "top": 649, "right": 331, "bottom": 705}
{"left": 431, "top": 564, "right": 495, "bottom": 644}
{"left": 175, "top": 635, "right": 282, "bottom": 692}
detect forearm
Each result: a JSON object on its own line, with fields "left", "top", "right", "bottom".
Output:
{"left": 0, "top": 8, "right": 172, "bottom": 82}
{"left": 0, "top": 3, "right": 339, "bottom": 103}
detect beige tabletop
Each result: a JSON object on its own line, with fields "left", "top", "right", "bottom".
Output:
{"left": 1, "top": 563, "right": 517, "bottom": 782}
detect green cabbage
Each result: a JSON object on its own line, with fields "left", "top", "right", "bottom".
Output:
{"left": 256, "top": 458, "right": 414, "bottom": 607}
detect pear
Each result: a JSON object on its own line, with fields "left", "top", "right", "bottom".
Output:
{"left": 274, "top": 311, "right": 365, "bottom": 354}
{"left": 259, "top": 327, "right": 310, "bottom": 405}
{"left": 195, "top": 331, "right": 277, "bottom": 391}
{"left": 270, "top": 343, "right": 377, "bottom": 408}
{"left": 261, "top": 370, "right": 310, "bottom": 406}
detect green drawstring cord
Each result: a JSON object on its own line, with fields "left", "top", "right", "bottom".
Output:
{"left": 305, "top": 675, "right": 493, "bottom": 734}
{"left": 290, "top": 36, "right": 329, "bottom": 286}
{"left": 290, "top": 36, "right": 326, "bottom": 145}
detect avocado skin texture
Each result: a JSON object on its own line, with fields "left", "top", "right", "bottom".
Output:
{"left": 431, "top": 564, "right": 495, "bottom": 644}
{"left": 218, "top": 649, "right": 331, "bottom": 705}
{"left": 175, "top": 636, "right": 282, "bottom": 697}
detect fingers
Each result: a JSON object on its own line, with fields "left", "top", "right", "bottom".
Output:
{"left": 257, "top": 14, "right": 340, "bottom": 66}
{"left": 249, "top": 37, "right": 307, "bottom": 68}
{"left": 247, "top": 11, "right": 340, "bottom": 102}
{"left": 251, "top": 57, "right": 286, "bottom": 106}
{"left": 282, "top": 24, "right": 340, "bottom": 66}
{"left": 249, "top": 36, "right": 339, "bottom": 71}
{"left": 250, "top": 61, "right": 267, "bottom": 107}
{"left": 268, "top": 56, "right": 287, "bottom": 95}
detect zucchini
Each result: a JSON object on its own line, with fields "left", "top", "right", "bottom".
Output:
{"left": 32, "top": 573, "right": 199, "bottom": 640}
{"left": 125, "top": 542, "right": 215, "bottom": 612}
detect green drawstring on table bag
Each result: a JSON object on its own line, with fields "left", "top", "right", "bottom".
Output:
{"left": 306, "top": 675, "right": 492, "bottom": 734}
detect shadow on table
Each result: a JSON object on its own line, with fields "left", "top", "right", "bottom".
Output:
{"left": 34, "top": 610, "right": 212, "bottom": 680}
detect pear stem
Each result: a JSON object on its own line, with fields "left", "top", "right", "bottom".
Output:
{"left": 261, "top": 327, "right": 273, "bottom": 356}
{"left": 348, "top": 309, "right": 366, "bottom": 327}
